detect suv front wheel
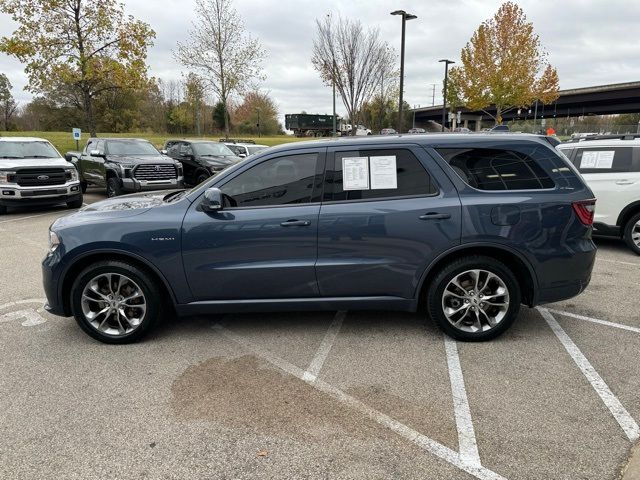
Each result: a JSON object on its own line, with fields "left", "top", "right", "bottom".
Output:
{"left": 623, "top": 212, "right": 640, "bottom": 255}
{"left": 70, "top": 261, "right": 164, "bottom": 344}
{"left": 427, "top": 256, "right": 521, "bottom": 341}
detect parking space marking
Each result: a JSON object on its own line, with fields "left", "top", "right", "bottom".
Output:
{"left": 0, "top": 298, "right": 46, "bottom": 311}
{"left": 302, "top": 310, "right": 345, "bottom": 382}
{"left": 597, "top": 258, "right": 640, "bottom": 267}
{"left": 213, "top": 324, "right": 508, "bottom": 480}
{"left": 546, "top": 308, "right": 640, "bottom": 334}
{"left": 538, "top": 308, "right": 640, "bottom": 442}
{"left": 444, "top": 335, "right": 481, "bottom": 466}
{"left": 0, "top": 211, "right": 62, "bottom": 224}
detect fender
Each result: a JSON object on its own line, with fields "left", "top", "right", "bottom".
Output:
{"left": 413, "top": 241, "right": 540, "bottom": 305}
{"left": 57, "top": 247, "right": 180, "bottom": 312}
{"left": 616, "top": 200, "right": 640, "bottom": 227}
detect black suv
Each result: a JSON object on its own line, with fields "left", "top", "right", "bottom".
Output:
{"left": 164, "top": 140, "right": 242, "bottom": 186}
{"left": 72, "top": 138, "right": 184, "bottom": 197}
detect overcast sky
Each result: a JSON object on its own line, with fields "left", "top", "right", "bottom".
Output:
{"left": 1, "top": 0, "right": 639, "bottom": 125}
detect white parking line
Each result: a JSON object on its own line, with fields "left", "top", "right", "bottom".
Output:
{"left": 538, "top": 308, "right": 640, "bottom": 442}
{"left": 0, "top": 298, "right": 46, "bottom": 311}
{"left": 302, "top": 310, "right": 345, "bottom": 382}
{"left": 213, "top": 324, "right": 507, "bottom": 480}
{"left": 444, "top": 335, "right": 481, "bottom": 466}
{"left": 0, "top": 211, "right": 62, "bottom": 224}
{"left": 597, "top": 258, "right": 640, "bottom": 267}
{"left": 546, "top": 308, "right": 640, "bottom": 334}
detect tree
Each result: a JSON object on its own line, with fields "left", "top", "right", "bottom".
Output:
{"left": 184, "top": 73, "right": 206, "bottom": 135}
{"left": 0, "top": 74, "right": 17, "bottom": 130}
{"left": 446, "top": 2, "right": 559, "bottom": 124}
{"left": 233, "top": 90, "right": 280, "bottom": 136}
{"left": 174, "top": 0, "right": 265, "bottom": 138}
{"left": 0, "top": 0, "right": 155, "bottom": 136}
{"left": 312, "top": 15, "right": 395, "bottom": 135}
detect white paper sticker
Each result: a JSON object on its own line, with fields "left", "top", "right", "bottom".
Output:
{"left": 580, "top": 151, "right": 597, "bottom": 169}
{"left": 342, "top": 157, "right": 369, "bottom": 190}
{"left": 370, "top": 156, "right": 398, "bottom": 190}
{"left": 595, "top": 150, "right": 615, "bottom": 169}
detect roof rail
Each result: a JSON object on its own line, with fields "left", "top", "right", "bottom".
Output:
{"left": 219, "top": 138, "right": 256, "bottom": 144}
{"left": 565, "top": 133, "right": 640, "bottom": 143}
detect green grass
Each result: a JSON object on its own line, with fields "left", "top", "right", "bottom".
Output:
{"left": 0, "top": 131, "right": 309, "bottom": 154}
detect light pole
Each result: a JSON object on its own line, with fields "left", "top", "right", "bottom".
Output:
{"left": 439, "top": 59, "right": 454, "bottom": 132}
{"left": 428, "top": 83, "right": 436, "bottom": 106}
{"left": 391, "top": 10, "right": 417, "bottom": 133}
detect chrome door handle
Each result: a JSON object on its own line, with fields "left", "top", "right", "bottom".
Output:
{"left": 280, "top": 219, "right": 311, "bottom": 227}
{"left": 615, "top": 180, "right": 635, "bottom": 185}
{"left": 419, "top": 212, "right": 451, "bottom": 220}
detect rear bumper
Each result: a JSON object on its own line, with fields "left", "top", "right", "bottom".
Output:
{"left": 121, "top": 177, "right": 184, "bottom": 192}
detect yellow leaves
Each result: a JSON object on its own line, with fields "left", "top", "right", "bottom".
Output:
{"left": 449, "top": 1, "right": 559, "bottom": 120}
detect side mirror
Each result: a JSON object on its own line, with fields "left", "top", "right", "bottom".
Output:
{"left": 90, "top": 149, "right": 104, "bottom": 157}
{"left": 202, "top": 187, "right": 223, "bottom": 212}
{"left": 238, "top": 153, "right": 247, "bottom": 158}
{"left": 160, "top": 149, "right": 168, "bottom": 155}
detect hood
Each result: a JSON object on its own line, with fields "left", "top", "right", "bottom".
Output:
{"left": 106, "top": 155, "right": 178, "bottom": 165}
{"left": 0, "top": 157, "right": 71, "bottom": 170}
{"left": 51, "top": 190, "right": 181, "bottom": 229}
{"left": 203, "top": 155, "right": 242, "bottom": 166}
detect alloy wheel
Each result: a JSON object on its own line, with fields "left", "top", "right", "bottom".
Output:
{"left": 441, "top": 269, "right": 510, "bottom": 333}
{"left": 81, "top": 273, "right": 147, "bottom": 336}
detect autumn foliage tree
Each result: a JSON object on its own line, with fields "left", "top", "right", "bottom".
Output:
{"left": 0, "top": 73, "right": 17, "bottom": 130}
{"left": 233, "top": 91, "right": 280, "bottom": 136}
{"left": 0, "top": 0, "right": 155, "bottom": 136}
{"left": 447, "top": 2, "right": 559, "bottom": 124}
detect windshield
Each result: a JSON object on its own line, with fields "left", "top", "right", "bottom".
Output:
{"left": 106, "top": 140, "right": 159, "bottom": 156}
{"left": 247, "top": 146, "right": 267, "bottom": 155}
{"left": 193, "top": 142, "right": 236, "bottom": 157}
{"left": 0, "top": 141, "right": 60, "bottom": 159}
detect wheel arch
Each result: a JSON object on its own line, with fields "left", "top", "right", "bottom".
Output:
{"left": 416, "top": 243, "right": 538, "bottom": 310}
{"left": 617, "top": 201, "right": 640, "bottom": 231}
{"left": 59, "top": 249, "right": 178, "bottom": 317}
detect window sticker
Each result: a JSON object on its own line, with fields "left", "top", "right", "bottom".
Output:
{"left": 342, "top": 157, "right": 369, "bottom": 190}
{"left": 580, "top": 151, "right": 597, "bottom": 169}
{"left": 595, "top": 151, "right": 614, "bottom": 169}
{"left": 370, "top": 155, "right": 398, "bottom": 189}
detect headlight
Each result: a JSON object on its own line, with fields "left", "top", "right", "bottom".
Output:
{"left": 0, "top": 170, "right": 15, "bottom": 183}
{"left": 65, "top": 168, "right": 78, "bottom": 181}
{"left": 119, "top": 164, "right": 134, "bottom": 173}
{"left": 48, "top": 230, "right": 60, "bottom": 253}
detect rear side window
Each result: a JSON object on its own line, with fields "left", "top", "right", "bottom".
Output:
{"left": 326, "top": 148, "right": 437, "bottom": 201}
{"left": 573, "top": 147, "right": 635, "bottom": 173}
{"left": 436, "top": 147, "right": 555, "bottom": 190}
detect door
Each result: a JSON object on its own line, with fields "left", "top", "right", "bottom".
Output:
{"left": 83, "top": 139, "right": 106, "bottom": 186}
{"left": 316, "top": 145, "right": 461, "bottom": 299}
{"left": 572, "top": 146, "right": 640, "bottom": 225}
{"left": 181, "top": 148, "right": 325, "bottom": 300}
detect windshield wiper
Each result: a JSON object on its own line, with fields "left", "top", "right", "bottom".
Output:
{"left": 28, "top": 155, "right": 56, "bottom": 158}
{"left": 0, "top": 155, "right": 23, "bottom": 159}
{"left": 163, "top": 190, "right": 188, "bottom": 202}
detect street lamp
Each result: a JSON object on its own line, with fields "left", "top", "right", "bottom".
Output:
{"left": 439, "top": 59, "right": 455, "bottom": 132}
{"left": 391, "top": 10, "right": 417, "bottom": 133}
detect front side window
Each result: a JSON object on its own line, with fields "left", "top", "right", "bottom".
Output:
{"left": 573, "top": 147, "right": 634, "bottom": 173}
{"left": 436, "top": 147, "right": 555, "bottom": 190}
{"left": 221, "top": 153, "right": 319, "bottom": 208}
{"left": 326, "top": 148, "right": 437, "bottom": 201}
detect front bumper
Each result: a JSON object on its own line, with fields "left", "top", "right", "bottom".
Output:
{"left": 0, "top": 181, "right": 81, "bottom": 206}
{"left": 121, "top": 177, "right": 184, "bottom": 192}
{"left": 42, "top": 250, "right": 68, "bottom": 317}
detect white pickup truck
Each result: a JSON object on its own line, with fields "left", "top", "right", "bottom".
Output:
{"left": 0, "top": 137, "right": 82, "bottom": 215}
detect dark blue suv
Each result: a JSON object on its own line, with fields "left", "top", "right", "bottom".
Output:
{"left": 42, "top": 134, "right": 596, "bottom": 344}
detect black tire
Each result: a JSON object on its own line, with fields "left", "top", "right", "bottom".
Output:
{"left": 623, "top": 212, "right": 640, "bottom": 255}
{"left": 196, "top": 171, "right": 210, "bottom": 185}
{"left": 70, "top": 260, "right": 165, "bottom": 344}
{"left": 106, "top": 177, "right": 123, "bottom": 197}
{"left": 426, "top": 255, "right": 521, "bottom": 341}
{"left": 67, "top": 194, "right": 84, "bottom": 209}
{"left": 80, "top": 181, "right": 88, "bottom": 194}
{"left": 0, "top": 205, "right": 6, "bottom": 215}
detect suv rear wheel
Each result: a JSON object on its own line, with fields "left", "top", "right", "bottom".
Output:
{"left": 427, "top": 256, "right": 521, "bottom": 341}
{"left": 623, "top": 212, "right": 640, "bottom": 255}
{"left": 70, "top": 261, "right": 164, "bottom": 344}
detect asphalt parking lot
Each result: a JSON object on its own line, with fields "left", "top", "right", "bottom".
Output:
{"left": 1, "top": 188, "right": 639, "bottom": 480}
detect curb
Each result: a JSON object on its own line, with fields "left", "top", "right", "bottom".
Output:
{"left": 622, "top": 443, "right": 640, "bottom": 480}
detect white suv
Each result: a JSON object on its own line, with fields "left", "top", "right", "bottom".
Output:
{"left": 557, "top": 136, "right": 640, "bottom": 254}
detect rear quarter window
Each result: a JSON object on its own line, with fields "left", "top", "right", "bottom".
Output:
{"left": 436, "top": 147, "right": 555, "bottom": 190}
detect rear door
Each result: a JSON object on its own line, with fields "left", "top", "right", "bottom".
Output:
{"left": 316, "top": 144, "right": 461, "bottom": 299}
{"left": 572, "top": 146, "right": 640, "bottom": 225}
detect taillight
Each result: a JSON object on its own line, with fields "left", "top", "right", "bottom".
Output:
{"left": 572, "top": 199, "right": 596, "bottom": 225}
